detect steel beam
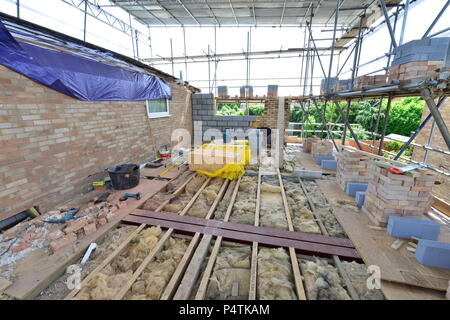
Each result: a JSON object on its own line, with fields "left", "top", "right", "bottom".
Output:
{"left": 420, "top": 88, "right": 450, "bottom": 151}
{"left": 378, "top": 0, "right": 398, "bottom": 48}
{"left": 394, "top": 96, "right": 447, "bottom": 160}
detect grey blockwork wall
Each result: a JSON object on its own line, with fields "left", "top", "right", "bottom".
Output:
{"left": 192, "top": 93, "right": 255, "bottom": 142}
{"left": 391, "top": 38, "right": 450, "bottom": 66}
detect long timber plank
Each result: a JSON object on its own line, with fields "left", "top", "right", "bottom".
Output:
{"left": 130, "top": 210, "right": 355, "bottom": 249}
{"left": 123, "top": 215, "right": 360, "bottom": 259}
{"left": 316, "top": 179, "right": 450, "bottom": 293}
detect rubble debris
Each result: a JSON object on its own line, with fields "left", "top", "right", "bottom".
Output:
{"left": 206, "top": 246, "right": 251, "bottom": 300}
{"left": 257, "top": 247, "right": 296, "bottom": 300}
{"left": 299, "top": 257, "right": 351, "bottom": 300}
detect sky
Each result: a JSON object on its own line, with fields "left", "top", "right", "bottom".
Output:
{"left": 0, "top": 0, "right": 449, "bottom": 96}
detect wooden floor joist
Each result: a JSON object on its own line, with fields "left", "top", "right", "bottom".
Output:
{"left": 277, "top": 169, "right": 306, "bottom": 300}
{"left": 160, "top": 179, "right": 230, "bottom": 300}
{"left": 112, "top": 177, "right": 212, "bottom": 300}
{"left": 249, "top": 170, "right": 261, "bottom": 300}
{"left": 297, "top": 177, "right": 360, "bottom": 300}
{"left": 64, "top": 173, "right": 198, "bottom": 300}
{"left": 194, "top": 176, "right": 242, "bottom": 300}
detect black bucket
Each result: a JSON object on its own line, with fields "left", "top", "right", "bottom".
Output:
{"left": 107, "top": 163, "right": 140, "bottom": 190}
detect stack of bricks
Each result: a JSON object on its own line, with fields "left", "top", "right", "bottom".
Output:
{"left": 388, "top": 38, "right": 449, "bottom": 82}
{"left": 303, "top": 136, "right": 319, "bottom": 153}
{"left": 354, "top": 75, "right": 387, "bottom": 88}
{"left": 311, "top": 140, "right": 333, "bottom": 157}
{"left": 336, "top": 79, "right": 352, "bottom": 91}
{"left": 336, "top": 149, "right": 371, "bottom": 191}
{"left": 362, "top": 162, "right": 436, "bottom": 227}
{"left": 388, "top": 60, "right": 442, "bottom": 82}
{"left": 320, "top": 77, "right": 339, "bottom": 95}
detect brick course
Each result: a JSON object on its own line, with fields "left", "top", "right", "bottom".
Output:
{"left": 0, "top": 65, "right": 192, "bottom": 220}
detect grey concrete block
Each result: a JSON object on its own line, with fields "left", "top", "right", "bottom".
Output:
{"left": 192, "top": 115, "right": 202, "bottom": 120}
{"left": 228, "top": 121, "right": 239, "bottom": 126}
{"left": 207, "top": 121, "right": 217, "bottom": 126}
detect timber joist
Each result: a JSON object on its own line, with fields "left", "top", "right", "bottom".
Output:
{"left": 63, "top": 168, "right": 366, "bottom": 300}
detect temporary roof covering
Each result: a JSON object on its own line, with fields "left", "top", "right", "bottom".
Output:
{"left": 0, "top": 19, "right": 171, "bottom": 101}
{"left": 111, "top": 0, "right": 379, "bottom": 26}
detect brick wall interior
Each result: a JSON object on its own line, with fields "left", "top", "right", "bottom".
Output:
{"left": 0, "top": 65, "right": 192, "bottom": 220}
{"left": 412, "top": 99, "right": 450, "bottom": 202}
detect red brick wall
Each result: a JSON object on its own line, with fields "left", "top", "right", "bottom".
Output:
{"left": 0, "top": 65, "right": 192, "bottom": 220}
{"left": 412, "top": 99, "right": 450, "bottom": 202}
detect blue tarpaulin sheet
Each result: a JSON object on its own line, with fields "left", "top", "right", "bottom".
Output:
{"left": 0, "top": 19, "right": 171, "bottom": 101}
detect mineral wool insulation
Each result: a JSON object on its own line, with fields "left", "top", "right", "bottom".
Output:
{"left": 303, "top": 180, "right": 347, "bottom": 238}
{"left": 341, "top": 261, "right": 384, "bottom": 300}
{"left": 163, "top": 175, "right": 207, "bottom": 213}
{"left": 258, "top": 248, "right": 296, "bottom": 300}
{"left": 206, "top": 246, "right": 251, "bottom": 300}
{"left": 299, "top": 257, "right": 351, "bottom": 300}
{"left": 282, "top": 177, "right": 321, "bottom": 234}
{"left": 229, "top": 176, "right": 257, "bottom": 225}
{"left": 187, "top": 178, "right": 223, "bottom": 218}
{"left": 75, "top": 226, "right": 162, "bottom": 300}
{"left": 260, "top": 176, "right": 288, "bottom": 230}
{"left": 126, "top": 237, "right": 188, "bottom": 300}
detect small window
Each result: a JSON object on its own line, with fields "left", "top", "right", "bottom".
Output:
{"left": 146, "top": 99, "right": 170, "bottom": 118}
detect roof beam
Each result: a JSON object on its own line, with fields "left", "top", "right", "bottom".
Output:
{"left": 229, "top": 0, "right": 239, "bottom": 26}
{"left": 177, "top": 0, "right": 201, "bottom": 25}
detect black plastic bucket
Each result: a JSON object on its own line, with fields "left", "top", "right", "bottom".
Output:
{"left": 107, "top": 163, "right": 140, "bottom": 190}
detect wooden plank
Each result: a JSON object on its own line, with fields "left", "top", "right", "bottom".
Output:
{"left": 297, "top": 177, "right": 360, "bottom": 300}
{"left": 194, "top": 177, "right": 242, "bottom": 300}
{"left": 124, "top": 215, "right": 360, "bottom": 259}
{"left": 131, "top": 210, "right": 355, "bottom": 249}
{"left": 0, "top": 277, "right": 11, "bottom": 294}
{"left": 317, "top": 179, "right": 450, "bottom": 293}
{"left": 112, "top": 177, "right": 212, "bottom": 300}
{"left": 161, "top": 179, "right": 229, "bottom": 300}
{"left": 173, "top": 180, "right": 236, "bottom": 300}
{"left": 5, "top": 178, "right": 169, "bottom": 300}
{"left": 277, "top": 169, "right": 306, "bottom": 300}
{"left": 249, "top": 171, "right": 261, "bottom": 300}
{"left": 432, "top": 196, "right": 450, "bottom": 218}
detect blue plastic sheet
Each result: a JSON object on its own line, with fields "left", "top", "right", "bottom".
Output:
{"left": 0, "top": 20, "right": 171, "bottom": 101}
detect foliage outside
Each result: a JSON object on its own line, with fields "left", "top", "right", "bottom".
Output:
{"left": 217, "top": 103, "right": 264, "bottom": 116}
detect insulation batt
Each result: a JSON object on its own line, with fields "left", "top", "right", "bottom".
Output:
{"left": 126, "top": 237, "right": 188, "bottom": 300}
{"left": 163, "top": 175, "right": 207, "bottom": 213}
{"left": 187, "top": 178, "right": 223, "bottom": 218}
{"left": 299, "top": 258, "right": 351, "bottom": 300}
{"left": 341, "top": 261, "right": 384, "bottom": 300}
{"left": 303, "top": 181, "right": 347, "bottom": 238}
{"left": 206, "top": 246, "right": 251, "bottom": 300}
{"left": 283, "top": 179, "right": 321, "bottom": 234}
{"left": 260, "top": 177, "right": 288, "bottom": 230}
{"left": 229, "top": 176, "right": 257, "bottom": 225}
{"left": 75, "top": 226, "right": 162, "bottom": 300}
{"left": 257, "top": 248, "right": 297, "bottom": 300}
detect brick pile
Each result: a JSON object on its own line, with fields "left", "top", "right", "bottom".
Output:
{"left": 362, "top": 162, "right": 436, "bottom": 227}
{"left": 388, "top": 60, "right": 442, "bottom": 82}
{"left": 336, "top": 149, "right": 371, "bottom": 191}
{"left": 303, "top": 136, "right": 319, "bottom": 153}
{"left": 311, "top": 140, "right": 333, "bottom": 157}
{"left": 354, "top": 75, "right": 387, "bottom": 88}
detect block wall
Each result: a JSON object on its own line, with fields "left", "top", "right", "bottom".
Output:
{"left": 0, "top": 65, "right": 192, "bottom": 220}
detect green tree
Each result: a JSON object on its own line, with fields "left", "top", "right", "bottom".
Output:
{"left": 386, "top": 97, "right": 424, "bottom": 136}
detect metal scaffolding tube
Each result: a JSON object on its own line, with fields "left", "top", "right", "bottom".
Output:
{"left": 312, "top": 101, "right": 340, "bottom": 151}
{"left": 422, "top": 0, "right": 450, "bottom": 39}
{"left": 378, "top": 0, "right": 398, "bottom": 48}
{"left": 326, "top": 0, "right": 341, "bottom": 93}
{"left": 399, "top": 0, "right": 410, "bottom": 45}
{"left": 378, "top": 95, "right": 392, "bottom": 155}
{"left": 420, "top": 88, "right": 450, "bottom": 151}
{"left": 334, "top": 100, "right": 362, "bottom": 150}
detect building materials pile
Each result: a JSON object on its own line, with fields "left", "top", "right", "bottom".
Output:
{"left": 311, "top": 140, "right": 333, "bottom": 160}
{"left": 355, "top": 75, "right": 387, "bottom": 88}
{"left": 336, "top": 149, "right": 371, "bottom": 191}
{"left": 303, "top": 136, "right": 319, "bottom": 153}
{"left": 362, "top": 162, "right": 436, "bottom": 226}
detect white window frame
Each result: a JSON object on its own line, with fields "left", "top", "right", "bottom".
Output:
{"left": 146, "top": 98, "right": 170, "bottom": 119}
